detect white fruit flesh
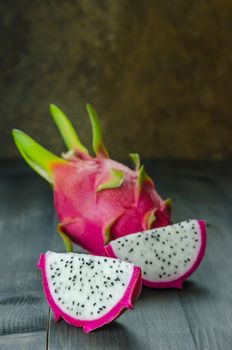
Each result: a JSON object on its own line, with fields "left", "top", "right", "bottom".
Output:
{"left": 45, "top": 252, "right": 134, "bottom": 320}
{"left": 109, "top": 220, "right": 202, "bottom": 282}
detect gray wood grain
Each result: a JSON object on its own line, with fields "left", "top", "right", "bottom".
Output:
{"left": 0, "top": 332, "right": 46, "bottom": 350}
{"left": 1, "top": 160, "right": 232, "bottom": 350}
{"left": 0, "top": 161, "right": 52, "bottom": 346}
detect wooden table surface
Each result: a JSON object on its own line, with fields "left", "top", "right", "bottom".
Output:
{"left": 1, "top": 159, "right": 232, "bottom": 350}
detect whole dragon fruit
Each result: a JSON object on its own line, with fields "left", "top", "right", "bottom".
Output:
{"left": 13, "top": 104, "right": 171, "bottom": 255}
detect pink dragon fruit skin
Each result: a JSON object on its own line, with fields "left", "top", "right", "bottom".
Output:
{"left": 12, "top": 103, "right": 171, "bottom": 254}
{"left": 38, "top": 252, "right": 142, "bottom": 333}
{"left": 53, "top": 157, "right": 171, "bottom": 256}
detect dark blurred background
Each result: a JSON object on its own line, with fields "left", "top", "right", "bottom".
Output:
{"left": 1, "top": 0, "right": 232, "bottom": 160}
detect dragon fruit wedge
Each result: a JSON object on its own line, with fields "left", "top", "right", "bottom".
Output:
{"left": 38, "top": 251, "right": 142, "bottom": 333}
{"left": 13, "top": 103, "right": 171, "bottom": 255}
{"left": 106, "top": 220, "right": 207, "bottom": 289}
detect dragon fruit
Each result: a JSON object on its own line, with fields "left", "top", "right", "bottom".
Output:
{"left": 106, "top": 220, "right": 207, "bottom": 288}
{"left": 12, "top": 104, "right": 171, "bottom": 255}
{"left": 38, "top": 251, "right": 142, "bottom": 333}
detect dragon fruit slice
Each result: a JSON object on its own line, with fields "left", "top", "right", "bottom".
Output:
{"left": 106, "top": 220, "right": 207, "bottom": 289}
{"left": 38, "top": 251, "right": 142, "bottom": 333}
{"left": 12, "top": 103, "right": 171, "bottom": 255}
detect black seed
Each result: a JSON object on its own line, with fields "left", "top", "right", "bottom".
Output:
{"left": 129, "top": 248, "right": 133, "bottom": 253}
{"left": 145, "top": 261, "right": 148, "bottom": 264}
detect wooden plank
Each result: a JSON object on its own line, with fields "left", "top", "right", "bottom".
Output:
{"left": 0, "top": 160, "right": 51, "bottom": 344}
{"left": 0, "top": 332, "right": 46, "bottom": 350}
{"left": 165, "top": 161, "right": 232, "bottom": 350}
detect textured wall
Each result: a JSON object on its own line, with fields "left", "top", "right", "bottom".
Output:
{"left": 1, "top": 0, "right": 232, "bottom": 159}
